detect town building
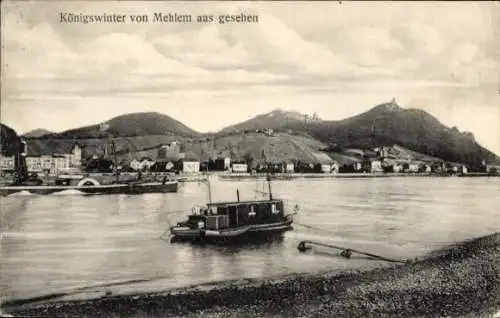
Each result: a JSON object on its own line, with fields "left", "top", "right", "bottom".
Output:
{"left": 158, "top": 142, "right": 182, "bottom": 160}
{"left": 370, "top": 160, "right": 383, "bottom": 173}
{"left": 22, "top": 142, "right": 82, "bottom": 174}
{"left": 0, "top": 155, "right": 14, "bottom": 171}
{"left": 486, "top": 164, "right": 500, "bottom": 174}
{"left": 407, "top": 163, "right": 420, "bottom": 173}
{"left": 231, "top": 162, "right": 248, "bottom": 173}
{"left": 312, "top": 152, "right": 334, "bottom": 173}
{"left": 224, "top": 157, "right": 231, "bottom": 170}
{"left": 328, "top": 161, "right": 339, "bottom": 173}
{"left": 181, "top": 151, "right": 200, "bottom": 173}
{"left": 183, "top": 161, "right": 200, "bottom": 173}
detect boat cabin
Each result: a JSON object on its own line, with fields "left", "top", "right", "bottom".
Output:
{"left": 194, "top": 199, "right": 285, "bottom": 230}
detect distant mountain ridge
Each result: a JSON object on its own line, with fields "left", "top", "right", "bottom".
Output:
{"left": 302, "top": 102, "right": 499, "bottom": 169}
{"left": 18, "top": 102, "right": 500, "bottom": 170}
{"left": 219, "top": 102, "right": 499, "bottom": 168}
{"left": 22, "top": 128, "right": 53, "bottom": 138}
{"left": 31, "top": 112, "right": 200, "bottom": 139}
{"left": 222, "top": 109, "right": 320, "bottom": 133}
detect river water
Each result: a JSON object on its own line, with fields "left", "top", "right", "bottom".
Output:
{"left": 1, "top": 177, "right": 499, "bottom": 303}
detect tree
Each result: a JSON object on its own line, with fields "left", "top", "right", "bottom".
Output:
{"left": 243, "top": 152, "right": 254, "bottom": 168}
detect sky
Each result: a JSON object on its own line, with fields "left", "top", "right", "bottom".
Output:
{"left": 1, "top": 1, "right": 499, "bottom": 155}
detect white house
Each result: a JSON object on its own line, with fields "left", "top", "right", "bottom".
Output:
{"left": 139, "top": 159, "right": 155, "bottom": 171}
{"left": 52, "top": 155, "right": 69, "bottom": 172}
{"left": 0, "top": 155, "right": 14, "bottom": 171}
{"left": 22, "top": 141, "right": 81, "bottom": 173}
{"left": 320, "top": 163, "right": 331, "bottom": 173}
{"left": 285, "top": 163, "right": 294, "bottom": 173}
{"left": 232, "top": 163, "right": 248, "bottom": 173}
{"left": 224, "top": 157, "right": 231, "bottom": 170}
{"left": 370, "top": 160, "right": 383, "bottom": 173}
{"left": 59, "top": 143, "right": 82, "bottom": 167}
{"left": 41, "top": 155, "right": 53, "bottom": 171}
{"left": 25, "top": 155, "right": 69, "bottom": 174}
{"left": 354, "top": 162, "right": 362, "bottom": 171}
{"left": 330, "top": 162, "right": 339, "bottom": 173}
{"left": 408, "top": 163, "right": 420, "bottom": 173}
{"left": 393, "top": 164, "right": 403, "bottom": 173}
{"left": 130, "top": 159, "right": 141, "bottom": 170}
{"left": 26, "top": 157, "right": 42, "bottom": 172}
{"left": 183, "top": 161, "right": 200, "bottom": 173}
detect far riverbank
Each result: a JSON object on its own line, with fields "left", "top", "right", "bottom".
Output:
{"left": 218, "top": 172, "right": 498, "bottom": 180}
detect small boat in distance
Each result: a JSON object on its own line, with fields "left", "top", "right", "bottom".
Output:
{"left": 0, "top": 180, "right": 178, "bottom": 197}
{"left": 170, "top": 175, "right": 294, "bottom": 244}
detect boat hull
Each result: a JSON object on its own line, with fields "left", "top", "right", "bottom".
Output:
{"left": 170, "top": 220, "right": 293, "bottom": 244}
{"left": 0, "top": 181, "right": 178, "bottom": 197}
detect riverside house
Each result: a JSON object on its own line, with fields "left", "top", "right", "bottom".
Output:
{"left": 0, "top": 155, "right": 14, "bottom": 172}
{"left": 312, "top": 152, "right": 335, "bottom": 173}
{"left": 231, "top": 162, "right": 248, "bottom": 173}
{"left": 18, "top": 141, "right": 82, "bottom": 174}
{"left": 181, "top": 151, "right": 200, "bottom": 173}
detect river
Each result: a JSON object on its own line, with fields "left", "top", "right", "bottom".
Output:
{"left": 1, "top": 176, "right": 499, "bottom": 303}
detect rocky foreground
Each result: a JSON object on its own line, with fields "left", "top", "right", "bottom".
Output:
{"left": 5, "top": 233, "right": 500, "bottom": 317}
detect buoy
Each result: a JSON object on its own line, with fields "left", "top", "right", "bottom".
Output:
{"left": 297, "top": 241, "right": 312, "bottom": 252}
{"left": 340, "top": 249, "right": 352, "bottom": 259}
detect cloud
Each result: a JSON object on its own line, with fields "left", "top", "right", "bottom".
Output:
{"left": 152, "top": 25, "right": 252, "bottom": 69}
{"left": 2, "top": 11, "right": 292, "bottom": 97}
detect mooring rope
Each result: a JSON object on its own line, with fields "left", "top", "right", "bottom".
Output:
{"left": 297, "top": 240, "right": 407, "bottom": 264}
{"left": 292, "top": 222, "right": 407, "bottom": 264}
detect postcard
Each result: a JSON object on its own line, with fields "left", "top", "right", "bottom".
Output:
{"left": 1, "top": 1, "right": 499, "bottom": 317}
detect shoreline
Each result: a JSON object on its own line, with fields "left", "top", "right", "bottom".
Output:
{"left": 2, "top": 172, "right": 496, "bottom": 187}
{"left": 4, "top": 232, "right": 500, "bottom": 317}
{"left": 218, "top": 172, "right": 498, "bottom": 179}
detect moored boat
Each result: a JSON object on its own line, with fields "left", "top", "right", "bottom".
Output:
{"left": 169, "top": 175, "right": 294, "bottom": 244}
{"left": 0, "top": 180, "right": 178, "bottom": 197}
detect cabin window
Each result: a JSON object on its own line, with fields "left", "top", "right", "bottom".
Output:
{"left": 271, "top": 203, "right": 279, "bottom": 214}
{"left": 249, "top": 205, "right": 256, "bottom": 217}
{"left": 217, "top": 206, "right": 228, "bottom": 215}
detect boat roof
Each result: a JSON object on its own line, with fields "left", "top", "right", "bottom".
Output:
{"left": 207, "top": 199, "right": 283, "bottom": 207}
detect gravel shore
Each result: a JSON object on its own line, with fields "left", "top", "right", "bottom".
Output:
{"left": 4, "top": 232, "right": 500, "bottom": 317}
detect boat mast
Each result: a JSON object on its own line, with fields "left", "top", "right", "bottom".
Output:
{"left": 111, "top": 139, "right": 119, "bottom": 183}
{"left": 267, "top": 171, "right": 273, "bottom": 200}
{"left": 261, "top": 148, "right": 272, "bottom": 200}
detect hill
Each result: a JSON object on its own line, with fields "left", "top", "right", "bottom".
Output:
{"left": 25, "top": 135, "right": 191, "bottom": 158}
{"left": 113, "top": 132, "right": 335, "bottom": 165}
{"left": 1, "top": 124, "right": 23, "bottom": 156}
{"left": 32, "top": 112, "right": 200, "bottom": 139}
{"left": 221, "top": 109, "right": 320, "bottom": 133}
{"left": 223, "top": 102, "right": 499, "bottom": 169}
{"left": 302, "top": 101, "right": 500, "bottom": 169}
{"left": 16, "top": 102, "right": 500, "bottom": 171}
{"left": 22, "top": 128, "right": 53, "bottom": 138}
